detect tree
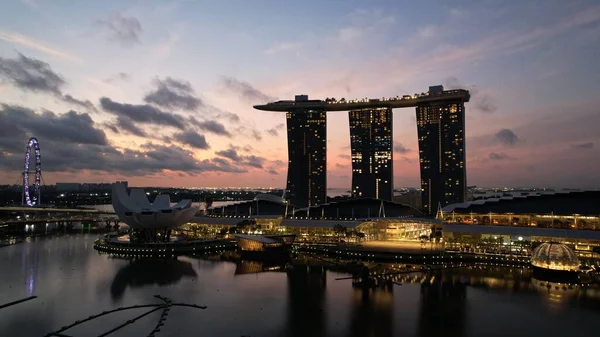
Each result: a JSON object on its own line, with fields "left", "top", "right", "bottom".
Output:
{"left": 219, "top": 228, "right": 228, "bottom": 236}
{"left": 228, "top": 226, "right": 238, "bottom": 234}
{"left": 434, "top": 230, "right": 442, "bottom": 243}
{"left": 204, "top": 196, "right": 214, "bottom": 211}
{"left": 333, "top": 224, "right": 347, "bottom": 242}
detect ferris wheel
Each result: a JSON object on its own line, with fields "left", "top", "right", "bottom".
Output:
{"left": 22, "top": 137, "right": 41, "bottom": 206}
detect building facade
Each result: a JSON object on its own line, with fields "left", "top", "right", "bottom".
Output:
{"left": 285, "top": 95, "right": 327, "bottom": 208}
{"left": 416, "top": 85, "right": 467, "bottom": 215}
{"left": 349, "top": 107, "right": 393, "bottom": 200}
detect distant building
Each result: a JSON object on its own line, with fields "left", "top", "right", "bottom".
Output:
{"left": 56, "top": 182, "right": 81, "bottom": 193}
{"left": 349, "top": 107, "right": 393, "bottom": 201}
{"left": 416, "top": 85, "right": 468, "bottom": 215}
{"left": 285, "top": 95, "right": 327, "bottom": 208}
{"left": 393, "top": 191, "right": 422, "bottom": 210}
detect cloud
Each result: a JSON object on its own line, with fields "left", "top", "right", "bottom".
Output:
{"left": 97, "top": 13, "right": 142, "bottom": 46}
{"left": 188, "top": 117, "right": 231, "bottom": 137}
{"left": 488, "top": 152, "right": 515, "bottom": 161}
{"left": 0, "top": 53, "right": 96, "bottom": 111}
{"left": 0, "top": 104, "right": 108, "bottom": 147}
{"left": 173, "top": 130, "right": 209, "bottom": 149}
{"left": 266, "top": 123, "right": 285, "bottom": 136}
{"left": 0, "top": 31, "right": 81, "bottom": 62}
{"left": 0, "top": 105, "right": 249, "bottom": 176}
{"left": 103, "top": 72, "right": 130, "bottom": 83}
{"left": 215, "top": 109, "right": 240, "bottom": 123}
{"left": 445, "top": 76, "right": 497, "bottom": 113}
{"left": 338, "top": 153, "right": 350, "bottom": 159}
{"left": 495, "top": 128, "right": 520, "bottom": 146}
{"left": 111, "top": 116, "right": 148, "bottom": 137}
{"left": 215, "top": 148, "right": 240, "bottom": 161}
{"left": 265, "top": 42, "right": 302, "bottom": 55}
{"left": 417, "top": 25, "right": 438, "bottom": 39}
{"left": 244, "top": 155, "right": 265, "bottom": 169}
{"left": 221, "top": 77, "right": 276, "bottom": 103}
{"left": 394, "top": 143, "right": 410, "bottom": 154}
{"left": 0, "top": 52, "right": 65, "bottom": 94}
{"left": 62, "top": 94, "right": 97, "bottom": 112}
{"left": 215, "top": 146, "right": 266, "bottom": 169}
{"left": 572, "top": 142, "right": 594, "bottom": 150}
{"left": 100, "top": 97, "right": 185, "bottom": 130}
{"left": 144, "top": 77, "right": 202, "bottom": 111}
{"left": 265, "top": 128, "right": 279, "bottom": 137}
{"left": 335, "top": 163, "right": 349, "bottom": 169}
{"left": 267, "top": 169, "right": 278, "bottom": 175}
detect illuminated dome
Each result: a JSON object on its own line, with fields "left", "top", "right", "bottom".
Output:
{"left": 531, "top": 242, "right": 580, "bottom": 271}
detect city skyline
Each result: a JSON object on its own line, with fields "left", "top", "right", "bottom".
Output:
{"left": 0, "top": 1, "right": 600, "bottom": 189}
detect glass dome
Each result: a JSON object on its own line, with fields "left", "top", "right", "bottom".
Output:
{"left": 531, "top": 242, "right": 580, "bottom": 271}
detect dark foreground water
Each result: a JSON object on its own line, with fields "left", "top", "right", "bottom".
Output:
{"left": 2, "top": 235, "right": 600, "bottom": 337}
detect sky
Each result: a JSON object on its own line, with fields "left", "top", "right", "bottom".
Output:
{"left": 0, "top": 0, "right": 599, "bottom": 189}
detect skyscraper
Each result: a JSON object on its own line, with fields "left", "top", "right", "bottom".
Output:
{"left": 416, "top": 85, "right": 467, "bottom": 215}
{"left": 285, "top": 95, "right": 327, "bottom": 208}
{"left": 349, "top": 107, "right": 393, "bottom": 201}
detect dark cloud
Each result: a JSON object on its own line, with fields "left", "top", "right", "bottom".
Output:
{"left": 0, "top": 104, "right": 108, "bottom": 146}
{"left": 445, "top": 76, "right": 497, "bottom": 113}
{"left": 335, "top": 163, "right": 349, "bottom": 169}
{"left": 488, "top": 152, "right": 514, "bottom": 161}
{"left": 113, "top": 116, "right": 148, "bottom": 137}
{"left": 144, "top": 77, "right": 202, "bottom": 111}
{"left": 222, "top": 77, "right": 276, "bottom": 103}
{"left": 393, "top": 143, "right": 410, "bottom": 153}
{"left": 267, "top": 169, "right": 278, "bottom": 175}
{"left": 188, "top": 117, "right": 231, "bottom": 137}
{"left": 338, "top": 153, "right": 350, "bottom": 159}
{"left": 572, "top": 142, "right": 594, "bottom": 150}
{"left": 244, "top": 155, "right": 265, "bottom": 169}
{"left": 495, "top": 128, "right": 520, "bottom": 146}
{"left": 0, "top": 104, "right": 251, "bottom": 176}
{"left": 97, "top": 13, "right": 142, "bottom": 46}
{"left": 173, "top": 130, "right": 209, "bottom": 149}
{"left": 215, "top": 148, "right": 240, "bottom": 161}
{"left": 275, "top": 123, "right": 285, "bottom": 130}
{"left": 100, "top": 97, "right": 185, "bottom": 130}
{"left": 215, "top": 146, "right": 267, "bottom": 169}
{"left": 0, "top": 52, "right": 65, "bottom": 94}
{"left": 0, "top": 53, "right": 96, "bottom": 111}
{"left": 62, "top": 94, "right": 97, "bottom": 112}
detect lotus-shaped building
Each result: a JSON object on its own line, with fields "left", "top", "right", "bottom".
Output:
{"left": 112, "top": 182, "right": 199, "bottom": 229}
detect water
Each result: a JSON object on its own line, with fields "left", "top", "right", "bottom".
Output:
{"left": 1, "top": 236, "right": 600, "bottom": 337}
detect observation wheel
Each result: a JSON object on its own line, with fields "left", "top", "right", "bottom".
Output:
{"left": 23, "top": 137, "right": 41, "bottom": 206}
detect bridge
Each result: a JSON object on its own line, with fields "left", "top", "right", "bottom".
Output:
{"left": 0, "top": 206, "right": 119, "bottom": 235}
{"left": 0, "top": 206, "right": 115, "bottom": 214}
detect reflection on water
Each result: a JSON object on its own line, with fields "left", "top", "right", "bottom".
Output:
{"left": 1, "top": 236, "right": 600, "bottom": 336}
{"left": 418, "top": 279, "right": 467, "bottom": 337}
{"left": 110, "top": 258, "right": 197, "bottom": 300}
{"left": 284, "top": 265, "right": 327, "bottom": 337}
{"left": 349, "top": 286, "right": 394, "bottom": 337}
